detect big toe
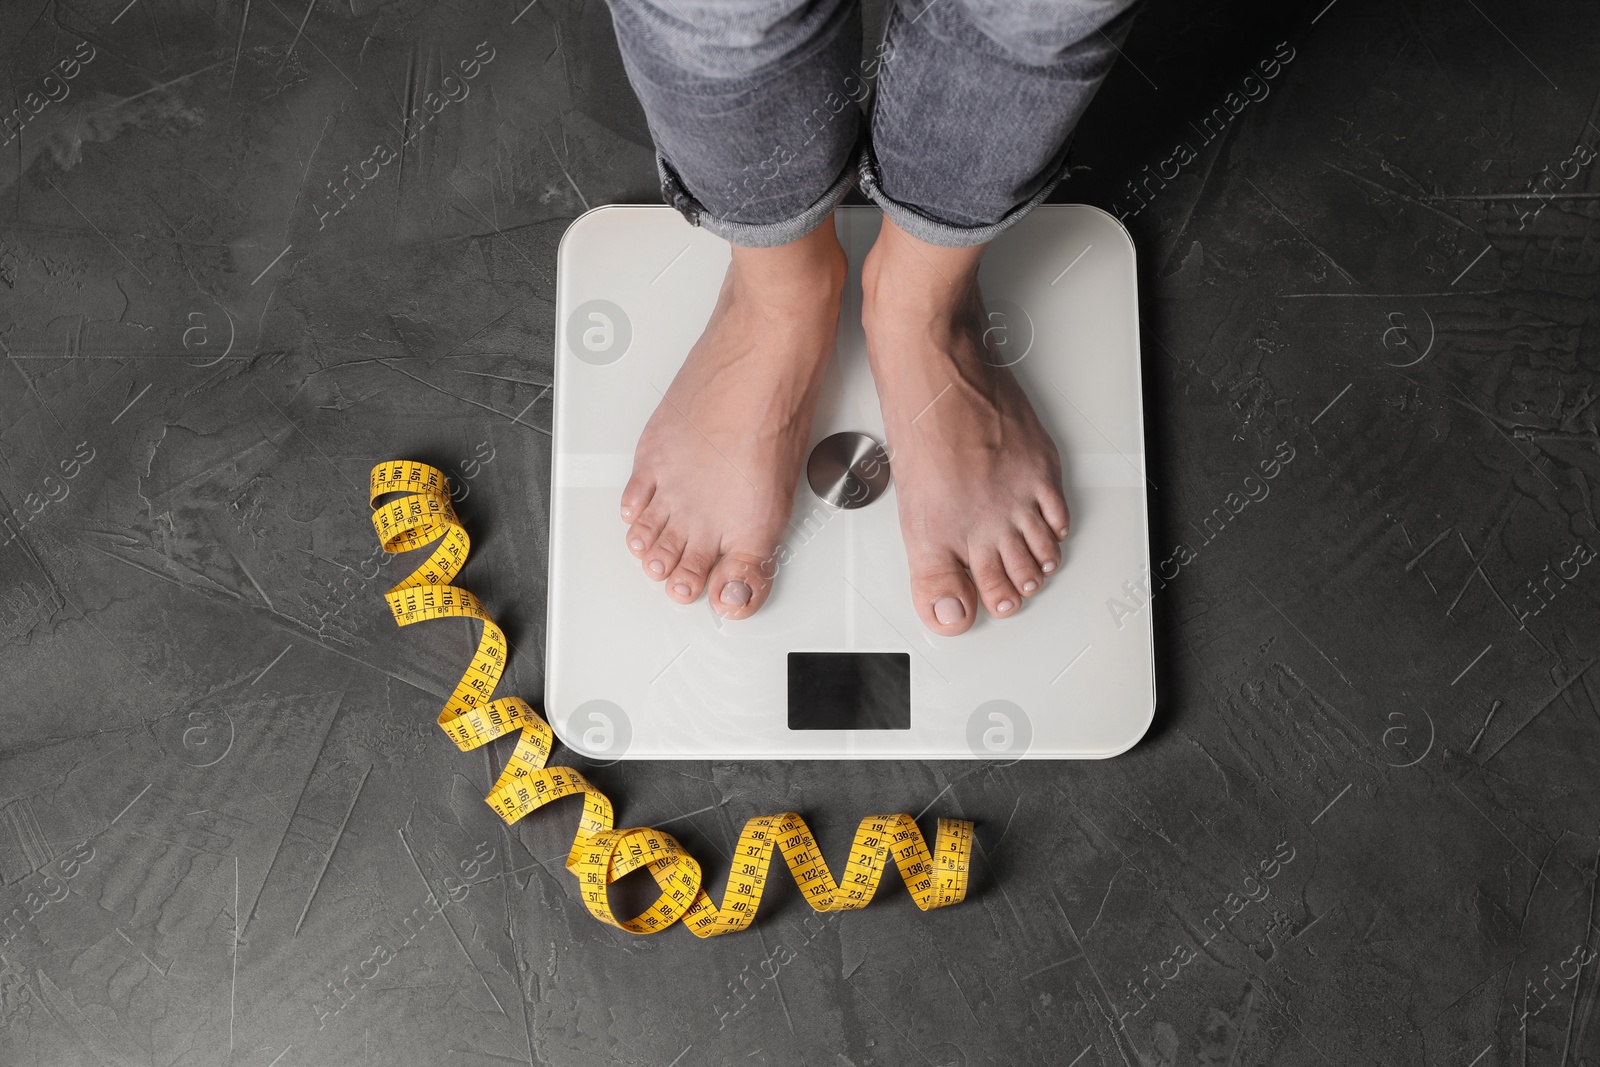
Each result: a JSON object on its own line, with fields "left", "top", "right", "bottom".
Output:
{"left": 911, "top": 553, "right": 979, "bottom": 636}
{"left": 707, "top": 550, "right": 776, "bottom": 621}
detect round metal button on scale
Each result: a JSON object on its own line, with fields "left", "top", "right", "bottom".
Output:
{"left": 806, "top": 432, "right": 891, "bottom": 510}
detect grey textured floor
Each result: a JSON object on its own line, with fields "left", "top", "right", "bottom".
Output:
{"left": 3, "top": 1, "right": 1599, "bottom": 1065}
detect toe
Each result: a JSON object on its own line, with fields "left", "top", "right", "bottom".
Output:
{"left": 970, "top": 545, "right": 1023, "bottom": 618}
{"left": 621, "top": 471, "right": 656, "bottom": 524}
{"left": 1038, "top": 489, "right": 1071, "bottom": 542}
{"left": 1019, "top": 510, "right": 1062, "bottom": 576}
{"left": 642, "top": 526, "right": 686, "bottom": 582}
{"left": 708, "top": 549, "right": 776, "bottom": 620}
{"left": 666, "top": 541, "right": 718, "bottom": 603}
{"left": 999, "top": 531, "right": 1045, "bottom": 598}
{"left": 626, "top": 499, "right": 669, "bottom": 558}
{"left": 909, "top": 551, "right": 979, "bottom": 635}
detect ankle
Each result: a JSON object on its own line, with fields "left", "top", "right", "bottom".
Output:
{"left": 861, "top": 218, "right": 986, "bottom": 314}
{"left": 730, "top": 224, "right": 848, "bottom": 311}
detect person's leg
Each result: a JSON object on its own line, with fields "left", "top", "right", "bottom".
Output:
{"left": 858, "top": 0, "right": 1142, "bottom": 635}
{"left": 604, "top": 0, "right": 861, "bottom": 617}
{"left": 861, "top": 0, "right": 1142, "bottom": 246}
{"left": 606, "top": 0, "right": 867, "bottom": 244}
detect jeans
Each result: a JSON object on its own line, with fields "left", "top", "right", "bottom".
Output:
{"left": 604, "top": 0, "right": 1143, "bottom": 248}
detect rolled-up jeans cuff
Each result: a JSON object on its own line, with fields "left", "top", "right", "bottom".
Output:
{"left": 855, "top": 140, "right": 1074, "bottom": 249}
{"left": 656, "top": 152, "right": 856, "bottom": 248}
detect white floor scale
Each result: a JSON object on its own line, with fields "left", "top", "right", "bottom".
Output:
{"left": 546, "top": 205, "right": 1153, "bottom": 759}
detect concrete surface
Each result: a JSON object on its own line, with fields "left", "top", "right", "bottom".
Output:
{"left": 3, "top": 0, "right": 1599, "bottom": 1065}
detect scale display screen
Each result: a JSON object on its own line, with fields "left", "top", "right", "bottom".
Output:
{"left": 786, "top": 652, "right": 911, "bottom": 730}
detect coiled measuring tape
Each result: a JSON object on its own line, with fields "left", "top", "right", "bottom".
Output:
{"left": 368, "top": 460, "right": 973, "bottom": 936}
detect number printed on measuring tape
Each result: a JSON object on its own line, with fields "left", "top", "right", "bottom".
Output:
{"left": 368, "top": 460, "right": 973, "bottom": 936}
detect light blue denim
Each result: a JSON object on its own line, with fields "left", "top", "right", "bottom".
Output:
{"left": 604, "top": 0, "right": 1143, "bottom": 248}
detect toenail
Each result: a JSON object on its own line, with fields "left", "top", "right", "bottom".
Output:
{"left": 649, "top": 560, "right": 664, "bottom": 575}
{"left": 1022, "top": 580, "right": 1038, "bottom": 593}
{"left": 934, "top": 596, "right": 966, "bottom": 625}
{"left": 1041, "top": 561, "right": 1056, "bottom": 574}
{"left": 997, "top": 599, "right": 1016, "bottom": 613}
{"left": 1057, "top": 527, "right": 1069, "bottom": 539}
{"left": 673, "top": 582, "right": 691, "bottom": 597}
{"left": 621, "top": 506, "right": 634, "bottom": 519}
{"left": 630, "top": 538, "right": 645, "bottom": 552}
{"left": 720, "top": 580, "right": 752, "bottom": 607}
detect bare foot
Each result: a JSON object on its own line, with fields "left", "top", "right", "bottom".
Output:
{"left": 860, "top": 217, "right": 1071, "bottom": 636}
{"left": 621, "top": 224, "right": 847, "bottom": 618}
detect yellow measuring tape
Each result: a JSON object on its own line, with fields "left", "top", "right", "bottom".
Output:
{"left": 368, "top": 460, "right": 973, "bottom": 936}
